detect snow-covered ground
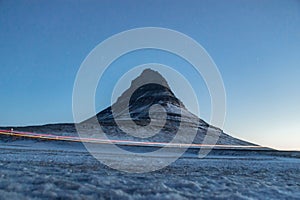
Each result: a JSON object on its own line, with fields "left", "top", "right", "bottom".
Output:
{"left": 0, "top": 140, "right": 299, "bottom": 199}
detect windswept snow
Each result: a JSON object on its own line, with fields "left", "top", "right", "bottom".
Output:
{"left": 0, "top": 141, "right": 299, "bottom": 199}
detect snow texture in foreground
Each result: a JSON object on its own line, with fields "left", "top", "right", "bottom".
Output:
{"left": 0, "top": 141, "right": 299, "bottom": 199}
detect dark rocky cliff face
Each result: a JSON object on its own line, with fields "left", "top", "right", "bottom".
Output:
{"left": 96, "top": 69, "right": 184, "bottom": 122}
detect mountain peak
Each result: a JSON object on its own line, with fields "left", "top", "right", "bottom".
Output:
{"left": 114, "top": 68, "right": 184, "bottom": 109}
{"left": 130, "top": 68, "right": 170, "bottom": 89}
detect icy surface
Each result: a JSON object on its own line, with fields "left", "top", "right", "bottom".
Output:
{"left": 0, "top": 142, "right": 299, "bottom": 199}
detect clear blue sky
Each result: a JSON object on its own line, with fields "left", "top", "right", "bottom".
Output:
{"left": 1, "top": 0, "right": 299, "bottom": 150}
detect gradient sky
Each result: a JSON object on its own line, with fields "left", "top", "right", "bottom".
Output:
{"left": 0, "top": 0, "right": 299, "bottom": 150}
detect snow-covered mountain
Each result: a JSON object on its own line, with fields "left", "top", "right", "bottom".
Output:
{"left": 82, "top": 69, "right": 255, "bottom": 146}
{"left": 3, "top": 68, "right": 255, "bottom": 146}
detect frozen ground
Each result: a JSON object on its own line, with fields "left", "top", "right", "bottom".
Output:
{"left": 0, "top": 140, "right": 299, "bottom": 199}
